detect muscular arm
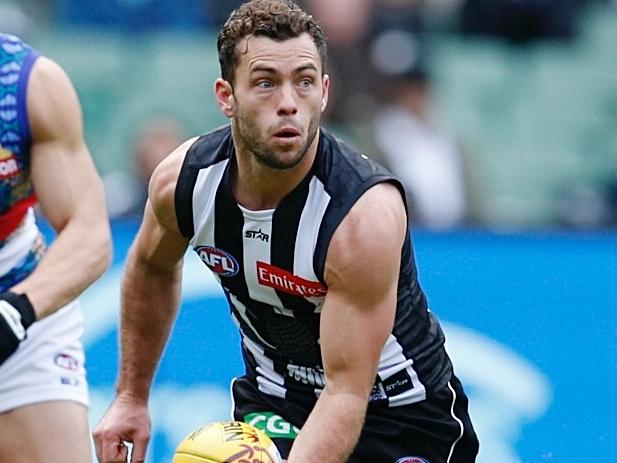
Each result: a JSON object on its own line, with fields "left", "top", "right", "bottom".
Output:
{"left": 94, "top": 140, "right": 194, "bottom": 463}
{"left": 116, "top": 144, "right": 192, "bottom": 401}
{"left": 10, "top": 57, "right": 112, "bottom": 318}
{"left": 287, "top": 182, "right": 407, "bottom": 463}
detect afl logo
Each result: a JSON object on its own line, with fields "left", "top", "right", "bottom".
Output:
{"left": 195, "top": 246, "right": 239, "bottom": 277}
{"left": 396, "top": 458, "right": 430, "bottom": 463}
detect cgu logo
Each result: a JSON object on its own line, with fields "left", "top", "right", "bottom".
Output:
{"left": 195, "top": 246, "right": 239, "bottom": 277}
{"left": 245, "top": 412, "right": 300, "bottom": 439}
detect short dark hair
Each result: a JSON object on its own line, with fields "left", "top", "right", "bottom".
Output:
{"left": 217, "top": 0, "right": 327, "bottom": 84}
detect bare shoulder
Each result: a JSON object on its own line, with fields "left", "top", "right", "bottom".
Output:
{"left": 148, "top": 137, "right": 199, "bottom": 233}
{"left": 329, "top": 182, "right": 407, "bottom": 257}
{"left": 27, "top": 56, "right": 82, "bottom": 143}
{"left": 324, "top": 182, "right": 407, "bottom": 293}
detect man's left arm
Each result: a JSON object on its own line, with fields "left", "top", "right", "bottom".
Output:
{"left": 287, "top": 182, "right": 407, "bottom": 463}
{"left": 10, "top": 56, "right": 112, "bottom": 318}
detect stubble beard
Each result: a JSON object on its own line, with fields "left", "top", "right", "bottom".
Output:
{"left": 235, "top": 110, "right": 320, "bottom": 170}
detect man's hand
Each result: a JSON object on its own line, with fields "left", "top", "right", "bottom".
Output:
{"left": 93, "top": 395, "right": 151, "bottom": 463}
{"left": 0, "top": 292, "right": 36, "bottom": 365}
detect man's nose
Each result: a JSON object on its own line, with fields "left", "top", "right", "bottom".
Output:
{"left": 277, "top": 84, "right": 298, "bottom": 116}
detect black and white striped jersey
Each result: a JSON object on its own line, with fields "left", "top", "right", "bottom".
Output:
{"left": 175, "top": 125, "right": 452, "bottom": 408}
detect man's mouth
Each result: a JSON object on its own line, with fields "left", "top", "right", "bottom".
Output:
{"left": 273, "top": 127, "right": 300, "bottom": 139}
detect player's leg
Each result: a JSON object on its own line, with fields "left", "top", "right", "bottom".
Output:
{"left": 0, "top": 401, "right": 92, "bottom": 462}
{"left": 0, "top": 302, "right": 92, "bottom": 462}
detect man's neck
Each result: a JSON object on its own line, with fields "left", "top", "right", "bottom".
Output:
{"left": 231, "top": 131, "right": 320, "bottom": 211}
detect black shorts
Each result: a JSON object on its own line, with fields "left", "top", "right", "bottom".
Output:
{"left": 232, "top": 374, "right": 479, "bottom": 463}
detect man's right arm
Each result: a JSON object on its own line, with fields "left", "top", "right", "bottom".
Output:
{"left": 94, "top": 138, "right": 196, "bottom": 463}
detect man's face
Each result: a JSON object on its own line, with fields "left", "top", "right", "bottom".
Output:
{"left": 223, "top": 33, "right": 329, "bottom": 170}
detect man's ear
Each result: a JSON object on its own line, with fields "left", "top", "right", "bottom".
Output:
{"left": 321, "top": 74, "right": 330, "bottom": 113}
{"left": 214, "top": 78, "right": 234, "bottom": 118}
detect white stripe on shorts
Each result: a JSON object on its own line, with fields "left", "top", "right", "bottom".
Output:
{"left": 446, "top": 381, "right": 465, "bottom": 463}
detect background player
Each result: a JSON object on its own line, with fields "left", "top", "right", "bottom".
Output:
{"left": 93, "top": 1, "right": 478, "bottom": 462}
{"left": 0, "top": 33, "right": 111, "bottom": 462}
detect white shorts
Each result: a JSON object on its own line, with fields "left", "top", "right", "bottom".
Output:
{"left": 0, "top": 299, "right": 89, "bottom": 413}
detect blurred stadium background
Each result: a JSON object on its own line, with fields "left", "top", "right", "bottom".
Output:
{"left": 2, "top": 0, "right": 616, "bottom": 462}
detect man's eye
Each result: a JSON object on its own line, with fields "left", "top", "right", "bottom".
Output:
{"left": 298, "top": 78, "right": 312, "bottom": 88}
{"left": 257, "top": 80, "right": 273, "bottom": 88}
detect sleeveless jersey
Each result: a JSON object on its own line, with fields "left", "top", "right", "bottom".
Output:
{"left": 176, "top": 125, "right": 452, "bottom": 408}
{"left": 0, "top": 34, "right": 45, "bottom": 289}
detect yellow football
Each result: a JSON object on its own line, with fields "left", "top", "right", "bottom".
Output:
{"left": 172, "top": 420, "right": 282, "bottom": 463}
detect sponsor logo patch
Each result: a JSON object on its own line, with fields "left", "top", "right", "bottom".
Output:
{"left": 256, "top": 262, "right": 326, "bottom": 298}
{"left": 60, "top": 377, "right": 80, "bottom": 386}
{"left": 245, "top": 412, "right": 300, "bottom": 439}
{"left": 369, "top": 382, "right": 387, "bottom": 401}
{"left": 0, "top": 145, "right": 14, "bottom": 160}
{"left": 54, "top": 353, "right": 79, "bottom": 371}
{"left": 287, "top": 364, "right": 325, "bottom": 388}
{"left": 245, "top": 229, "right": 269, "bottom": 242}
{"left": 395, "top": 458, "right": 431, "bottom": 463}
{"left": 195, "top": 246, "right": 239, "bottom": 276}
{"left": 0, "top": 147, "right": 19, "bottom": 178}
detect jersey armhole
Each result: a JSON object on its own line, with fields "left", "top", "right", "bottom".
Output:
{"left": 18, "top": 48, "right": 40, "bottom": 149}
{"left": 313, "top": 177, "right": 406, "bottom": 283}
{"left": 174, "top": 146, "right": 199, "bottom": 240}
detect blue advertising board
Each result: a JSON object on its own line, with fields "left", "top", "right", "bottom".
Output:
{"left": 78, "top": 220, "right": 616, "bottom": 462}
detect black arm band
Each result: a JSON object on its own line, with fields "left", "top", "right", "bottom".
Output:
{"left": 1, "top": 292, "right": 36, "bottom": 329}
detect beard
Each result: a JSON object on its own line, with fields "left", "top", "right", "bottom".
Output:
{"left": 233, "top": 107, "right": 320, "bottom": 170}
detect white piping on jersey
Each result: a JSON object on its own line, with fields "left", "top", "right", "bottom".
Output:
{"left": 446, "top": 381, "right": 464, "bottom": 463}
{"left": 237, "top": 204, "right": 275, "bottom": 218}
{"left": 0, "top": 208, "right": 38, "bottom": 275}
